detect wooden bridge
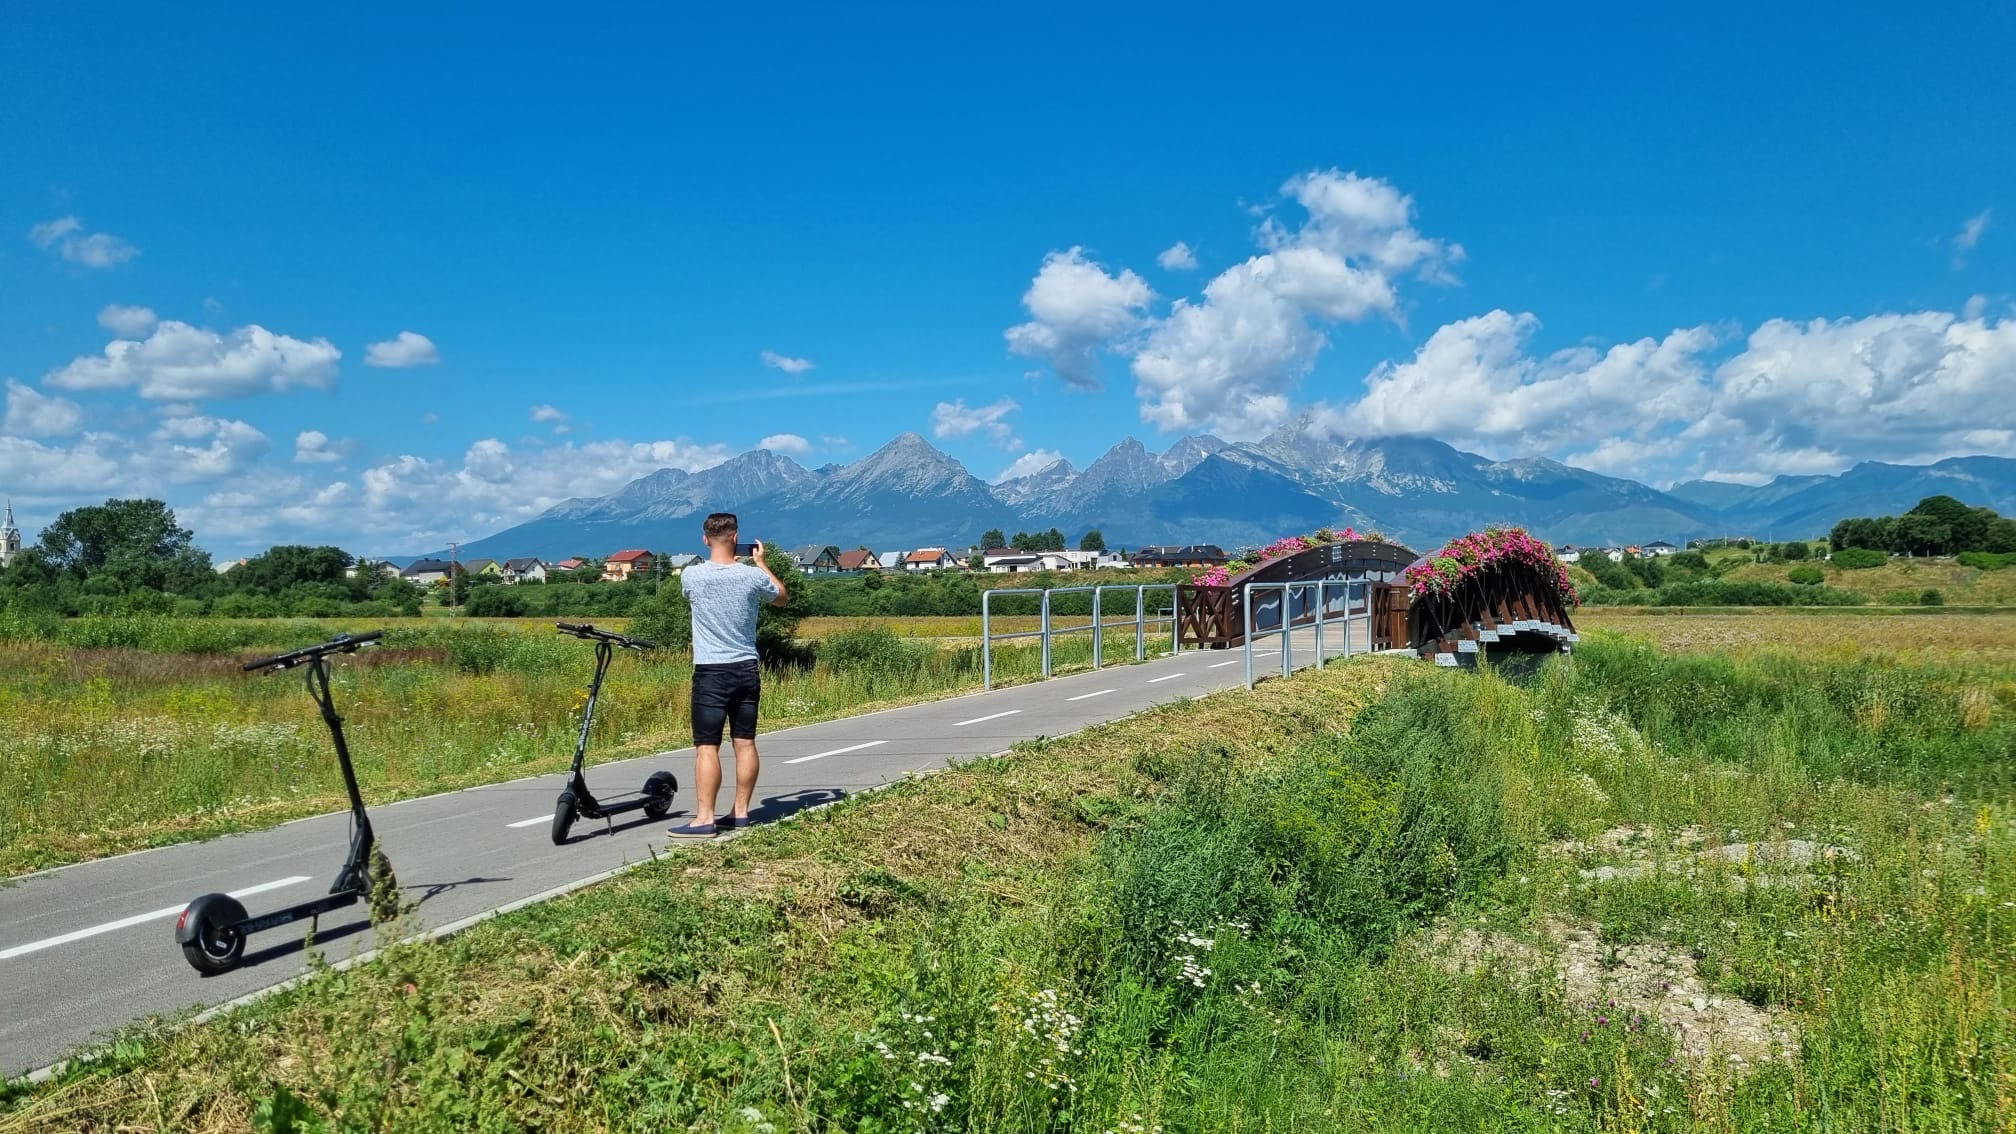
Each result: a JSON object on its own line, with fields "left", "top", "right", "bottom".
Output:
{"left": 1174, "top": 531, "right": 1578, "bottom": 664}
{"left": 1176, "top": 539, "right": 1416, "bottom": 652}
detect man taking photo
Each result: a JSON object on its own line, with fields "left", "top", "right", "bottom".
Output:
{"left": 667, "top": 511, "right": 789, "bottom": 839}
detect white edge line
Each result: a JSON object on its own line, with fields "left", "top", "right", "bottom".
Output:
{"left": 505, "top": 815, "right": 551, "bottom": 829}
{"left": 784, "top": 740, "right": 887, "bottom": 766}
{"left": 1066, "top": 688, "right": 1117, "bottom": 701}
{"left": 0, "top": 876, "right": 312, "bottom": 963}
{"left": 951, "top": 709, "right": 1022, "bottom": 727}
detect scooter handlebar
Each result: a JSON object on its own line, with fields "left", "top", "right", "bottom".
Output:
{"left": 243, "top": 630, "right": 385, "bottom": 672}
{"left": 555, "top": 622, "right": 656, "bottom": 650}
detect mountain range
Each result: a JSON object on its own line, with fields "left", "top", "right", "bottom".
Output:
{"left": 429, "top": 421, "right": 2016, "bottom": 562}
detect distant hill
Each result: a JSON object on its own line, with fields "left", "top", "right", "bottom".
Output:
{"left": 421, "top": 426, "right": 2016, "bottom": 563}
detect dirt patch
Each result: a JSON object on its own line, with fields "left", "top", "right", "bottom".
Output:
{"left": 1435, "top": 917, "right": 1799, "bottom": 1074}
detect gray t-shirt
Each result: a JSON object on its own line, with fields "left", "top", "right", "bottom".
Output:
{"left": 682, "top": 561, "right": 781, "bottom": 664}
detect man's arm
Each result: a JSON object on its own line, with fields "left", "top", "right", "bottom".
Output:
{"left": 751, "top": 539, "right": 790, "bottom": 607}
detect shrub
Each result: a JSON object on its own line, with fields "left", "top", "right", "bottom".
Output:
{"left": 1921, "top": 588, "right": 1945, "bottom": 606}
{"left": 1782, "top": 540, "right": 1810, "bottom": 560}
{"left": 817, "top": 624, "right": 931, "bottom": 690}
{"left": 1830, "top": 547, "right": 1887, "bottom": 570}
{"left": 1957, "top": 551, "right": 2015, "bottom": 571}
{"left": 1787, "top": 565, "right": 1825, "bottom": 585}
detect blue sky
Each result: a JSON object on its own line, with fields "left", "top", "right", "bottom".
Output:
{"left": 3, "top": 3, "right": 2011, "bottom": 557}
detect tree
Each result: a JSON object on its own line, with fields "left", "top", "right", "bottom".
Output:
{"left": 1079, "top": 529, "right": 1106, "bottom": 552}
{"left": 225, "top": 545, "right": 352, "bottom": 596}
{"left": 980, "top": 528, "right": 1006, "bottom": 550}
{"left": 968, "top": 552, "right": 985, "bottom": 571}
{"left": 1781, "top": 540, "right": 1809, "bottom": 561}
{"left": 1889, "top": 514, "right": 1951, "bottom": 556}
{"left": 35, "top": 498, "right": 212, "bottom": 593}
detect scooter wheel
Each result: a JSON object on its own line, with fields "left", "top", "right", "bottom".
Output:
{"left": 176, "top": 893, "right": 248, "bottom": 975}
{"left": 641, "top": 771, "right": 678, "bottom": 820}
{"left": 551, "top": 791, "right": 576, "bottom": 845}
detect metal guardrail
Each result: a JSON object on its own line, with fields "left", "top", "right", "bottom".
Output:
{"left": 982, "top": 583, "right": 1180, "bottom": 690}
{"left": 1241, "top": 579, "right": 1369, "bottom": 689}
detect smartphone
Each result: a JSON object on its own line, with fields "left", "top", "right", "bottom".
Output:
{"left": 734, "top": 542, "right": 757, "bottom": 557}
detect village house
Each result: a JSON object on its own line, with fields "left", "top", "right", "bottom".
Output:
{"left": 1642, "top": 540, "right": 1679, "bottom": 556}
{"left": 401, "top": 558, "right": 458, "bottom": 586}
{"left": 1131, "top": 544, "right": 1227, "bottom": 569}
{"left": 1555, "top": 545, "right": 1582, "bottom": 564}
{"left": 660, "top": 552, "right": 700, "bottom": 573}
{"left": 903, "top": 547, "right": 958, "bottom": 572}
{"left": 462, "top": 558, "right": 502, "bottom": 579}
{"left": 835, "top": 548, "right": 879, "bottom": 574}
{"left": 789, "top": 544, "right": 843, "bottom": 574}
{"left": 601, "top": 549, "right": 654, "bottom": 582}
{"left": 501, "top": 557, "right": 547, "bottom": 584}
{"left": 554, "top": 557, "right": 589, "bottom": 573}
{"left": 875, "top": 550, "right": 908, "bottom": 571}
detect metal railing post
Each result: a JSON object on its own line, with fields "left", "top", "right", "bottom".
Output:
{"left": 983, "top": 588, "right": 994, "bottom": 690}
{"left": 1243, "top": 582, "right": 1255, "bottom": 689}
{"left": 1092, "top": 584, "right": 1105, "bottom": 670}
{"left": 1282, "top": 584, "right": 1293, "bottom": 678}
{"left": 1040, "top": 588, "right": 1053, "bottom": 678}
{"left": 1135, "top": 585, "right": 1146, "bottom": 660}
{"left": 1313, "top": 581, "right": 1324, "bottom": 665}
{"left": 1171, "top": 586, "right": 1180, "bottom": 656}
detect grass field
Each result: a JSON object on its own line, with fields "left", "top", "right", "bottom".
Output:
{"left": 1718, "top": 556, "right": 2016, "bottom": 606}
{"left": 0, "top": 621, "right": 1175, "bottom": 877}
{"left": 7, "top": 619, "right": 2013, "bottom": 1131}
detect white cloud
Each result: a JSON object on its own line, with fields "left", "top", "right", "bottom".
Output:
{"left": 353, "top": 436, "right": 735, "bottom": 548}
{"left": 1130, "top": 169, "right": 1460, "bottom": 438}
{"left": 1316, "top": 306, "right": 2016, "bottom": 485}
{"left": 758, "top": 432, "right": 811, "bottom": 456}
{"left": 760, "top": 350, "right": 814, "bottom": 374}
{"left": 529, "top": 404, "right": 570, "bottom": 433}
{"left": 28, "top": 216, "right": 138, "bottom": 268}
{"left": 1953, "top": 208, "right": 1992, "bottom": 268}
{"left": 930, "top": 397, "right": 1022, "bottom": 448}
{"left": 1964, "top": 294, "right": 1989, "bottom": 320}
{"left": 992, "top": 449, "right": 1067, "bottom": 484}
{"left": 364, "top": 331, "right": 440, "bottom": 368}
{"left": 293, "top": 430, "right": 348, "bottom": 464}
{"left": 421, "top": 411, "right": 440, "bottom": 425}
{"left": 820, "top": 434, "right": 851, "bottom": 449}
{"left": 4, "top": 380, "right": 85, "bottom": 437}
{"left": 1157, "top": 241, "right": 1198, "bottom": 271}
{"left": 1004, "top": 247, "right": 1154, "bottom": 388}
{"left": 45, "top": 320, "right": 341, "bottom": 400}
{"left": 1330, "top": 310, "right": 1717, "bottom": 454}
{"left": 97, "top": 305, "right": 158, "bottom": 337}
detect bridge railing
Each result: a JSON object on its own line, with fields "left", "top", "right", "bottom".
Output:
{"left": 1240, "top": 579, "right": 1370, "bottom": 689}
{"left": 982, "top": 583, "right": 1180, "bottom": 690}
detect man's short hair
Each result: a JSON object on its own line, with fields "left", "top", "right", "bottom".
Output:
{"left": 703, "top": 513, "right": 739, "bottom": 541}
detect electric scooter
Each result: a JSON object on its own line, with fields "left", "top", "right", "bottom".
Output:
{"left": 175, "top": 630, "right": 387, "bottom": 974}
{"left": 549, "top": 622, "right": 676, "bottom": 844}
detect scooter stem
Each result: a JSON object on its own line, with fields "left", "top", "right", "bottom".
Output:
{"left": 307, "top": 655, "right": 376, "bottom": 895}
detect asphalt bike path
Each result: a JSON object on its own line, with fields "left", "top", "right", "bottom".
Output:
{"left": 0, "top": 625, "right": 1354, "bottom": 1078}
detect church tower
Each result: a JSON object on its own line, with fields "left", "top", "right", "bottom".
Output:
{"left": 1, "top": 501, "right": 20, "bottom": 570}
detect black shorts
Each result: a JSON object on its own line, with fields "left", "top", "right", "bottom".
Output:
{"left": 692, "top": 660, "right": 761, "bottom": 746}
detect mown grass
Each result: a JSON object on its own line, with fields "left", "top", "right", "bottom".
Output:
{"left": 0, "top": 623, "right": 1175, "bottom": 877}
{"left": 6, "top": 624, "right": 2013, "bottom": 1131}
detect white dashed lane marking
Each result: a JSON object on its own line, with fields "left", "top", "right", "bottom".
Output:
{"left": 785, "top": 740, "right": 887, "bottom": 765}
{"left": 1145, "top": 673, "right": 1186, "bottom": 683}
{"left": 1066, "top": 689, "right": 1117, "bottom": 702}
{"left": 952, "top": 710, "right": 1022, "bottom": 727}
{"left": 506, "top": 815, "right": 551, "bottom": 829}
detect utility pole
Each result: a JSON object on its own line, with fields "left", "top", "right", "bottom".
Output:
{"left": 449, "top": 541, "right": 460, "bottom": 610}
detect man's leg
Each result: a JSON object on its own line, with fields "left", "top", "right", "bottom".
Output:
{"left": 692, "top": 743, "right": 722, "bottom": 826}
{"left": 729, "top": 736, "right": 759, "bottom": 820}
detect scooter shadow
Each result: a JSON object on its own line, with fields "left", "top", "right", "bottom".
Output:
{"left": 217, "top": 875, "right": 514, "bottom": 974}
{"left": 555, "top": 809, "right": 667, "bottom": 846}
